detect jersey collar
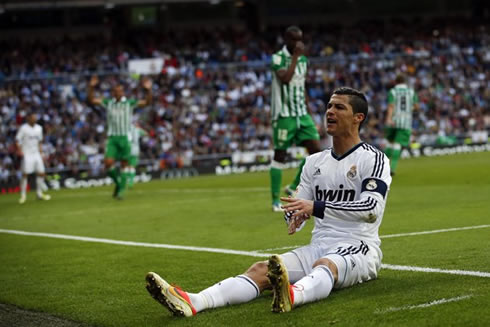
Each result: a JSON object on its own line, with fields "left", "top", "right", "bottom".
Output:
{"left": 331, "top": 142, "right": 364, "bottom": 161}
{"left": 112, "top": 96, "right": 127, "bottom": 102}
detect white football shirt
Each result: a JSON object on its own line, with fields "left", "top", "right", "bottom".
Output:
{"left": 15, "top": 123, "right": 43, "bottom": 156}
{"left": 297, "top": 142, "right": 392, "bottom": 250}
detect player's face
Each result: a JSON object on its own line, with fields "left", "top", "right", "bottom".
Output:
{"left": 27, "top": 114, "right": 37, "bottom": 126}
{"left": 285, "top": 31, "right": 302, "bottom": 51}
{"left": 325, "top": 94, "right": 362, "bottom": 136}
{"left": 113, "top": 85, "right": 124, "bottom": 100}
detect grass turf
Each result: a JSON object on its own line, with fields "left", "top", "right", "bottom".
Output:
{"left": 0, "top": 151, "right": 489, "bottom": 326}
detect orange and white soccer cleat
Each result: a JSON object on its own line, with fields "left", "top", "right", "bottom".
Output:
{"left": 145, "top": 272, "right": 196, "bottom": 317}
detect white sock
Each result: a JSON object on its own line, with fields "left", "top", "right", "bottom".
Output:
{"left": 36, "top": 176, "right": 45, "bottom": 196}
{"left": 187, "top": 275, "right": 260, "bottom": 313}
{"left": 292, "top": 265, "right": 334, "bottom": 306}
{"left": 20, "top": 178, "right": 27, "bottom": 197}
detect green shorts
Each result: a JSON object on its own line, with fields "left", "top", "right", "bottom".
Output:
{"left": 128, "top": 155, "right": 139, "bottom": 167}
{"left": 385, "top": 127, "right": 411, "bottom": 147}
{"left": 273, "top": 115, "right": 320, "bottom": 150}
{"left": 105, "top": 135, "right": 131, "bottom": 161}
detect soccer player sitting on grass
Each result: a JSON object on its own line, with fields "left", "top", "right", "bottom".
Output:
{"left": 88, "top": 75, "right": 152, "bottom": 199}
{"left": 145, "top": 87, "right": 392, "bottom": 316}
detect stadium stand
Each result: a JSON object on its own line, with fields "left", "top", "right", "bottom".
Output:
{"left": 1, "top": 19, "right": 489, "bottom": 185}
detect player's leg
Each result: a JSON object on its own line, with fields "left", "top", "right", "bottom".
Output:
{"left": 19, "top": 173, "right": 28, "bottom": 204}
{"left": 35, "top": 156, "right": 50, "bottom": 200}
{"left": 116, "top": 136, "right": 132, "bottom": 198}
{"left": 105, "top": 136, "right": 120, "bottom": 197}
{"left": 271, "top": 149, "right": 287, "bottom": 211}
{"left": 283, "top": 241, "right": 380, "bottom": 310}
{"left": 146, "top": 261, "right": 268, "bottom": 316}
{"left": 390, "top": 129, "right": 410, "bottom": 174}
{"left": 267, "top": 245, "right": 324, "bottom": 312}
{"left": 270, "top": 118, "right": 295, "bottom": 211}
{"left": 19, "top": 156, "right": 33, "bottom": 204}
{"left": 286, "top": 116, "right": 321, "bottom": 194}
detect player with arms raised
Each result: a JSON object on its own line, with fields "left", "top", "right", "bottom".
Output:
{"left": 144, "top": 87, "right": 391, "bottom": 316}
{"left": 88, "top": 76, "right": 152, "bottom": 199}
{"left": 16, "top": 113, "right": 51, "bottom": 204}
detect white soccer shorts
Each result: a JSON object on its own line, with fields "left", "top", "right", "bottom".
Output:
{"left": 280, "top": 240, "right": 381, "bottom": 289}
{"left": 21, "top": 154, "right": 45, "bottom": 174}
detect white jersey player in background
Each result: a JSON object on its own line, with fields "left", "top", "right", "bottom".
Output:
{"left": 15, "top": 113, "right": 51, "bottom": 204}
{"left": 145, "top": 87, "right": 391, "bottom": 316}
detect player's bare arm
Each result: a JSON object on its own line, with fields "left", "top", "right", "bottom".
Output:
{"left": 87, "top": 75, "right": 102, "bottom": 106}
{"left": 15, "top": 142, "right": 23, "bottom": 157}
{"left": 385, "top": 103, "right": 394, "bottom": 126}
{"left": 276, "top": 41, "right": 304, "bottom": 84}
{"left": 137, "top": 77, "right": 153, "bottom": 107}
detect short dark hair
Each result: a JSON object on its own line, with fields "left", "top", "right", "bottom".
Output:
{"left": 395, "top": 74, "right": 405, "bottom": 84}
{"left": 285, "top": 25, "right": 302, "bottom": 36}
{"left": 332, "top": 87, "right": 368, "bottom": 129}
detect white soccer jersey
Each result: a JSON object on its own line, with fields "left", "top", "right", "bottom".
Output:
{"left": 297, "top": 142, "right": 392, "bottom": 250}
{"left": 15, "top": 123, "right": 43, "bottom": 156}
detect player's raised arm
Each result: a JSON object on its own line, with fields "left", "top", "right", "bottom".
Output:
{"left": 87, "top": 75, "right": 103, "bottom": 106}
{"left": 137, "top": 77, "right": 153, "bottom": 107}
{"left": 275, "top": 41, "right": 303, "bottom": 84}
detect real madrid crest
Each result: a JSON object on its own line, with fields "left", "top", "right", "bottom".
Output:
{"left": 347, "top": 165, "right": 357, "bottom": 179}
{"left": 366, "top": 179, "right": 377, "bottom": 191}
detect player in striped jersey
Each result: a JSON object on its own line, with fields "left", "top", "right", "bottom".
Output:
{"left": 145, "top": 87, "right": 391, "bottom": 316}
{"left": 384, "top": 75, "right": 419, "bottom": 175}
{"left": 88, "top": 76, "right": 152, "bottom": 199}
{"left": 269, "top": 26, "right": 321, "bottom": 212}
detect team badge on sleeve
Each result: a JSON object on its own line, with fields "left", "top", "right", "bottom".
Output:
{"left": 366, "top": 179, "right": 377, "bottom": 190}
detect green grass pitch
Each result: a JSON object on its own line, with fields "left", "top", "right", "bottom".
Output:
{"left": 0, "top": 152, "right": 489, "bottom": 327}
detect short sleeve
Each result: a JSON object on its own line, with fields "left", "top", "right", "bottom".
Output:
{"left": 271, "top": 53, "right": 286, "bottom": 72}
{"left": 101, "top": 98, "right": 110, "bottom": 108}
{"left": 387, "top": 89, "right": 395, "bottom": 104}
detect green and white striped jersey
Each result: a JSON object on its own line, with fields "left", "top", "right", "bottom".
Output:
{"left": 271, "top": 46, "right": 308, "bottom": 121}
{"left": 101, "top": 97, "right": 138, "bottom": 136}
{"left": 387, "top": 84, "right": 419, "bottom": 130}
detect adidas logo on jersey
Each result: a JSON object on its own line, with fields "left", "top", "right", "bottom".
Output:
{"left": 315, "top": 184, "right": 355, "bottom": 202}
{"left": 313, "top": 168, "right": 321, "bottom": 176}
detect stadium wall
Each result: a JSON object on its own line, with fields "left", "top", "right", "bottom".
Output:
{"left": 1, "top": 143, "right": 489, "bottom": 194}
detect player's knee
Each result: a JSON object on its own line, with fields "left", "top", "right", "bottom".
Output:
{"left": 245, "top": 261, "right": 270, "bottom": 291}
{"left": 312, "top": 258, "right": 338, "bottom": 282}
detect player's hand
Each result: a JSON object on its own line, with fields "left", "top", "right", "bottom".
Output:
{"left": 281, "top": 197, "right": 313, "bottom": 217}
{"left": 293, "top": 41, "right": 305, "bottom": 57}
{"left": 89, "top": 75, "right": 99, "bottom": 87}
{"left": 141, "top": 77, "right": 152, "bottom": 90}
{"left": 285, "top": 210, "right": 310, "bottom": 235}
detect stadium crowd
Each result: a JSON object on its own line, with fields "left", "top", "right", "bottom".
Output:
{"left": 1, "top": 19, "right": 489, "bottom": 183}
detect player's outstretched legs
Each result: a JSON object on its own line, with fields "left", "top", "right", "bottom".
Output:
{"left": 146, "top": 262, "right": 266, "bottom": 317}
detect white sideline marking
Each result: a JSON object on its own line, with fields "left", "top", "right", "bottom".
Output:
{"left": 375, "top": 295, "right": 473, "bottom": 314}
{"left": 256, "top": 224, "right": 490, "bottom": 252}
{"left": 0, "top": 229, "right": 270, "bottom": 258}
{"left": 380, "top": 224, "right": 490, "bottom": 239}
{"left": 380, "top": 264, "right": 490, "bottom": 278}
{"left": 0, "top": 228, "right": 489, "bottom": 278}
